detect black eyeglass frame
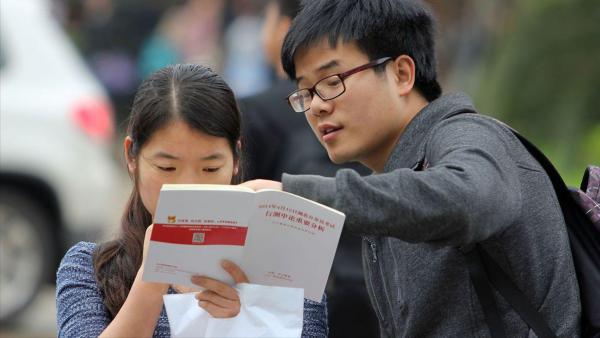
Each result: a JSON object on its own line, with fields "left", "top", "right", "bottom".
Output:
{"left": 285, "top": 57, "right": 393, "bottom": 113}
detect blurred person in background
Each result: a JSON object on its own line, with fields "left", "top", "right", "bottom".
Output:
{"left": 56, "top": 64, "right": 328, "bottom": 338}
{"left": 74, "top": 0, "right": 167, "bottom": 123}
{"left": 138, "top": 0, "right": 226, "bottom": 80}
{"left": 67, "top": 0, "right": 227, "bottom": 124}
{"left": 240, "top": 0, "right": 377, "bottom": 337}
{"left": 222, "top": 0, "right": 272, "bottom": 97}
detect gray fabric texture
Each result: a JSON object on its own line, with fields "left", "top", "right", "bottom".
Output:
{"left": 282, "top": 93, "right": 581, "bottom": 337}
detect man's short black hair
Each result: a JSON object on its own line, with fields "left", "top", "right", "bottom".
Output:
{"left": 281, "top": 0, "right": 442, "bottom": 102}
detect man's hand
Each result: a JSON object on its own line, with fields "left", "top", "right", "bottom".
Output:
{"left": 239, "top": 179, "right": 283, "bottom": 192}
{"left": 191, "top": 260, "right": 250, "bottom": 318}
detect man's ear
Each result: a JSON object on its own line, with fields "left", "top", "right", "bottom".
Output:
{"left": 392, "top": 55, "right": 417, "bottom": 97}
{"left": 233, "top": 140, "right": 242, "bottom": 176}
{"left": 124, "top": 136, "right": 136, "bottom": 175}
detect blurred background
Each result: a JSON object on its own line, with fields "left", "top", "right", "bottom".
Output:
{"left": 0, "top": 0, "right": 598, "bottom": 336}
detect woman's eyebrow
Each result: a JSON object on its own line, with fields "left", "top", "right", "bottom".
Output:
{"left": 152, "top": 152, "right": 179, "bottom": 160}
{"left": 151, "top": 152, "right": 224, "bottom": 161}
{"left": 201, "top": 153, "right": 225, "bottom": 161}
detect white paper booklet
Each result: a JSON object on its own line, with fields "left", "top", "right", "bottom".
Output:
{"left": 142, "top": 184, "right": 345, "bottom": 302}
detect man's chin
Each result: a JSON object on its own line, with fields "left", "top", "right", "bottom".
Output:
{"left": 327, "top": 150, "right": 354, "bottom": 165}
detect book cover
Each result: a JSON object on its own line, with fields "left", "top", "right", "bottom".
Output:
{"left": 142, "top": 184, "right": 345, "bottom": 302}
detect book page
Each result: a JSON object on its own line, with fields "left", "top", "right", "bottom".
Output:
{"left": 161, "top": 184, "right": 254, "bottom": 193}
{"left": 240, "top": 190, "right": 345, "bottom": 302}
{"left": 143, "top": 185, "right": 256, "bottom": 289}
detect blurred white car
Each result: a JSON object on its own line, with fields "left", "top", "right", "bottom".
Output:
{"left": 0, "top": 0, "right": 121, "bottom": 324}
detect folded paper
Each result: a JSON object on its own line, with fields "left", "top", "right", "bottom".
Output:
{"left": 163, "top": 283, "right": 304, "bottom": 337}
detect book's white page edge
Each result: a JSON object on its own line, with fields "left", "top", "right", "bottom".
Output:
{"left": 256, "top": 189, "right": 345, "bottom": 216}
{"left": 161, "top": 184, "right": 255, "bottom": 193}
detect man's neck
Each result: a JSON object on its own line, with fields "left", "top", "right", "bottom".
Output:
{"left": 367, "top": 94, "right": 430, "bottom": 174}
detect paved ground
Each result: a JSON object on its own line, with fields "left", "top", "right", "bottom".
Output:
{"left": 0, "top": 286, "right": 57, "bottom": 338}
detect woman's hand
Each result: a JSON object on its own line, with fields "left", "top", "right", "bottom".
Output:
{"left": 99, "top": 224, "right": 168, "bottom": 337}
{"left": 140, "top": 224, "right": 170, "bottom": 287}
{"left": 142, "top": 224, "right": 154, "bottom": 267}
{"left": 138, "top": 224, "right": 170, "bottom": 291}
{"left": 191, "top": 260, "right": 250, "bottom": 318}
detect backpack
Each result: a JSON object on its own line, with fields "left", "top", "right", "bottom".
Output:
{"left": 454, "top": 115, "right": 600, "bottom": 338}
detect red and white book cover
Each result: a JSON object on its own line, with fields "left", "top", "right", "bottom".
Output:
{"left": 142, "top": 184, "right": 345, "bottom": 302}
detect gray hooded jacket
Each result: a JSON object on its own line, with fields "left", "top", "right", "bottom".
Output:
{"left": 282, "top": 93, "right": 581, "bottom": 337}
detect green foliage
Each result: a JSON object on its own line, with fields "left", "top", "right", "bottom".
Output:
{"left": 473, "top": 0, "right": 600, "bottom": 186}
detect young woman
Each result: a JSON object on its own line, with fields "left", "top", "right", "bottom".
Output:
{"left": 56, "top": 63, "right": 328, "bottom": 338}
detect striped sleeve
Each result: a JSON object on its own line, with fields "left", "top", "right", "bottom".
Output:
{"left": 301, "top": 293, "right": 329, "bottom": 338}
{"left": 56, "top": 242, "right": 111, "bottom": 338}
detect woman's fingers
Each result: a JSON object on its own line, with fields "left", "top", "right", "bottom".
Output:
{"left": 195, "top": 290, "right": 239, "bottom": 309}
{"left": 189, "top": 260, "right": 249, "bottom": 318}
{"left": 191, "top": 276, "right": 239, "bottom": 300}
{"left": 197, "top": 299, "right": 239, "bottom": 318}
{"left": 221, "top": 260, "right": 250, "bottom": 284}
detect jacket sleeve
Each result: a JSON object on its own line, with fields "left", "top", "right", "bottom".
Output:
{"left": 282, "top": 115, "right": 522, "bottom": 247}
{"left": 301, "top": 293, "right": 329, "bottom": 338}
{"left": 56, "top": 242, "right": 111, "bottom": 338}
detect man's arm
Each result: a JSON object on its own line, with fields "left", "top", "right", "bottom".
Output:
{"left": 281, "top": 116, "right": 523, "bottom": 247}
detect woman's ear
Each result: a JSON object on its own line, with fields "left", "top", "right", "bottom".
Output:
{"left": 124, "top": 136, "right": 136, "bottom": 175}
{"left": 392, "top": 55, "right": 416, "bottom": 97}
{"left": 233, "top": 140, "right": 242, "bottom": 176}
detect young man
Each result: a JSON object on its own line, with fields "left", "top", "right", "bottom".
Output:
{"left": 241, "top": 1, "right": 378, "bottom": 336}
{"left": 241, "top": 0, "right": 581, "bottom": 337}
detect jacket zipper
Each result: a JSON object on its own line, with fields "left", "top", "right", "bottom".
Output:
{"left": 364, "top": 236, "right": 378, "bottom": 262}
{"left": 363, "top": 236, "right": 386, "bottom": 326}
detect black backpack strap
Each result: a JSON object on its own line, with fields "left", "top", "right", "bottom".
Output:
{"left": 460, "top": 244, "right": 507, "bottom": 338}
{"left": 452, "top": 114, "right": 559, "bottom": 337}
{"left": 462, "top": 244, "right": 558, "bottom": 338}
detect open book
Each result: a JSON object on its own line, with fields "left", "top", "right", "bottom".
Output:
{"left": 142, "top": 184, "right": 345, "bottom": 302}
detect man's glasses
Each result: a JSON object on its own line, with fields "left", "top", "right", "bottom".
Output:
{"left": 285, "top": 57, "right": 392, "bottom": 113}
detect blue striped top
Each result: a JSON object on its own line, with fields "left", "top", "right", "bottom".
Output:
{"left": 56, "top": 242, "right": 328, "bottom": 337}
